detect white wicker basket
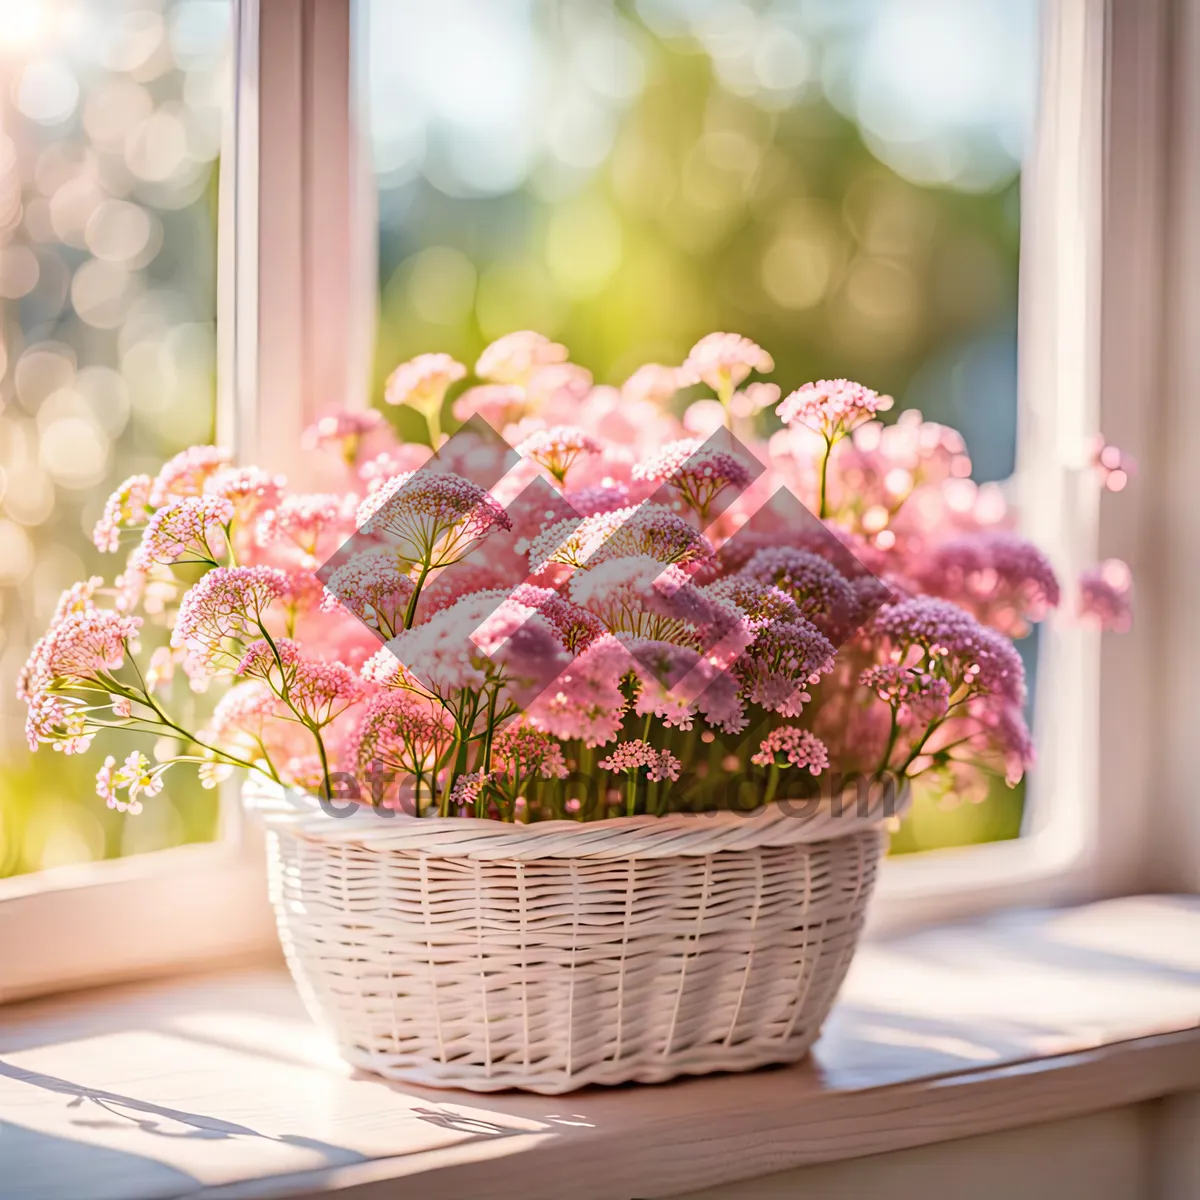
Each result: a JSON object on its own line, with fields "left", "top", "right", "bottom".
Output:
{"left": 248, "top": 781, "right": 904, "bottom": 1094}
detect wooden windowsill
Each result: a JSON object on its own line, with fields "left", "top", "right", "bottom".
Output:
{"left": 1, "top": 895, "right": 1198, "bottom": 1200}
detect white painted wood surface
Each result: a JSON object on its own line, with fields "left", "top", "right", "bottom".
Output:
{"left": 0, "top": 897, "right": 1196, "bottom": 1200}
{"left": 676, "top": 1108, "right": 1149, "bottom": 1200}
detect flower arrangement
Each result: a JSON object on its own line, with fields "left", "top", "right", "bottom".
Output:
{"left": 20, "top": 331, "right": 1132, "bottom": 822}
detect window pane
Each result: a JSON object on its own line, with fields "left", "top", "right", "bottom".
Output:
{"left": 361, "top": 0, "right": 1041, "bottom": 851}
{"left": 1, "top": 0, "right": 230, "bottom": 876}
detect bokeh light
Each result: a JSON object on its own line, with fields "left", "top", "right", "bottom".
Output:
{"left": 1, "top": 0, "right": 228, "bottom": 877}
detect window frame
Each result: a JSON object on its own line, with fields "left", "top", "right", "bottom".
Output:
{"left": 0, "top": 0, "right": 1183, "bottom": 1000}
{"left": 0, "top": 0, "right": 364, "bottom": 1002}
{"left": 875, "top": 0, "right": 1170, "bottom": 931}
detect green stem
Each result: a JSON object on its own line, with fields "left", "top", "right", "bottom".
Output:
{"left": 483, "top": 688, "right": 499, "bottom": 774}
{"left": 106, "top": 677, "right": 267, "bottom": 778}
{"left": 426, "top": 405, "right": 442, "bottom": 451}
{"left": 763, "top": 763, "right": 780, "bottom": 807}
{"left": 717, "top": 377, "right": 734, "bottom": 427}
{"left": 310, "top": 723, "right": 333, "bottom": 802}
{"left": 879, "top": 705, "right": 901, "bottom": 777}
{"left": 403, "top": 561, "right": 431, "bottom": 630}
{"left": 818, "top": 437, "right": 832, "bottom": 519}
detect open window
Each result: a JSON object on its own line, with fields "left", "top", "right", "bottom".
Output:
{"left": 0, "top": 0, "right": 1175, "bottom": 1000}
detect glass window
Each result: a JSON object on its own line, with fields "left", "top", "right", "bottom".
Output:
{"left": 360, "top": 0, "right": 1041, "bottom": 854}
{"left": 0, "top": 0, "right": 230, "bottom": 876}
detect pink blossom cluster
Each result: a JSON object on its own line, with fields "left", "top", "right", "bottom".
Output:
{"left": 751, "top": 727, "right": 830, "bottom": 774}
{"left": 20, "top": 329, "right": 1133, "bottom": 821}
{"left": 598, "top": 739, "right": 682, "bottom": 783}
{"left": 633, "top": 438, "right": 754, "bottom": 517}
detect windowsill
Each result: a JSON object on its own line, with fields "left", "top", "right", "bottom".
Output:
{"left": 1, "top": 895, "right": 1197, "bottom": 1200}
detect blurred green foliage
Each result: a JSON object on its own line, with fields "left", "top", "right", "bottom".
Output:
{"left": 368, "top": 6, "right": 1031, "bottom": 854}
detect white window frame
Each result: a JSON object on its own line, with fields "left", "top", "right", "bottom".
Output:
{"left": 874, "top": 0, "right": 1175, "bottom": 930}
{"left": 0, "top": 0, "right": 1188, "bottom": 1001}
{"left": 0, "top": 0, "right": 363, "bottom": 1002}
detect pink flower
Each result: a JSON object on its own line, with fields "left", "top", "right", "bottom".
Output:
{"left": 382, "top": 591, "right": 568, "bottom": 703}
{"left": 302, "top": 410, "right": 385, "bottom": 463}
{"left": 171, "top": 566, "right": 288, "bottom": 683}
{"left": 203, "top": 679, "right": 285, "bottom": 746}
{"left": 25, "top": 692, "right": 92, "bottom": 754}
{"left": 51, "top": 576, "right": 103, "bottom": 626}
{"left": 357, "top": 446, "right": 433, "bottom": 492}
{"left": 872, "top": 597, "right": 1026, "bottom": 706}
{"left": 525, "top": 634, "right": 630, "bottom": 746}
{"left": 563, "top": 483, "right": 630, "bottom": 516}
{"left": 130, "top": 496, "right": 233, "bottom": 569}
{"left": 503, "top": 583, "right": 606, "bottom": 653}
{"left": 682, "top": 400, "right": 727, "bottom": 438}
{"left": 910, "top": 531, "right": 1061, "bottom": 636}
{"left": 700, "top": 577, "right": 802, "bottom": 627}
{"left": 415, "top": 562, "right": 508, "bottom": 619}
{"left": 515, "top": 425, "right": 601, "bottom": 483}
{"left": 95, "top": 751, "right": 164, "bottom": 814}
{"left": 828, "top": 412, "right": 970, "bottom": 521}
{"left": 449, "top": 770, "right": 491, "bottom": 811}
{"left": 859, "top": 662, "right": 951, "bottom": 723}
{"left": 204, "top": 467, "right": 286, "bottom": 521}
{"left": 731, "top": 381, "right": 781, "bottom": 418}
{"left": 679, "top": 333, "right": 774, "bottom": 394}
{"left": 777, "top": 379, "right": 893, "bottom": 442}
{"left": 599, "top": 739, "right": 682, "bottom": 782}
{"left": 740, "top": 547, "right": 856, "bottom": 632}
{"left": 202, "top": 679, "right": 314, "bottom": 776}
{"left": 236, "top": 637, "right": 365, "bottom": 725}
{"left": 633, "top": 438, "right": 754, "bottom": 517}
{"left": 257, "top": 493, "right": 358, "bottom": 562}
{"left": 451, "top": 384, "right": 527, "bottom": 427}
{"left": 736, "top": 618, "right": 835, "bottom": 717}
{"left": 357, "top": 471, "right": 511, "bottom": 569}
{"left": 321, "top": 547, "right": 415, "bottom": 638}
{"left": 627, "top": 638, "right": 747, "bottom": 734}
{"left": 919, "top": 699, "right": 1035, "bottom": 787}
{"left": 751, "top": 727, "right": 829, "bottom": 774}
{"left": 476, "top": 331, "right": 568, "bottom": 384}
{"left": 384, "top": 353, "right": 467, "bottom": 411}
{"left": 526, "top": 503, "right": 713, "bottom": 570}
{"left": 493, "top": 720, "right": 569, "bottom": 781}
{"left": 348, "top": 690, "right": 454, "bottom": 785}
{"left": 21, "top": 610, "right": 142, "bottom": 700}
{"left": 1079, "top": 560, "right": 1133, "bottom": 632}
{"left": 621, "top": 363, "right": 680, "bottom": 406}
{"left": 145, "top": 646, "right": 177, "bottom": 692}
{"left": 148, "top": 446, "right": 232, "bottom": 508}
{"left": 93, "top": 474, "right": 153, "bottom": 552}
{"left": 525, "top": 363, "right": 593, "bottom": 414}
{"left": 569, "top": 555, "right": 721, "bottom": 641}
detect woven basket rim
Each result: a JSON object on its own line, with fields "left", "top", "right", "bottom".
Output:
{"left": 244, "top": 776, "right": 909, "bottom": 859}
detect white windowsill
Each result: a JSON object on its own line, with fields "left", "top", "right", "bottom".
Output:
{"left": 1, "top": 895, "right": 1197, "bottom": 1200}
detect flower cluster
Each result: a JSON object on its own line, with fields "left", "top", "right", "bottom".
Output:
{"left": 633, "top": 438, "right": 754, "bottom": 517}
{"left": 527, "top": 504, "right": 712, "bottom": 571}
{"left": 751, "top": 727, "right": 829, "bottom": 774}
{"left": 357, "top": 471, "right": 511, "bottom": 569}
{"left": 515, "top": 425, "right": 601, "bottom": 484}
{"left": 21, "top": 329, "right": 1132, "bottom": 822}
{"left": 777, "top": 379, "right": 893, "bottom": 442}
{"left": 679, "top": 333, "right": 774, "bottom": 396}
{"left": 598, "top": 739, "right": 682, "bottom": 783}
